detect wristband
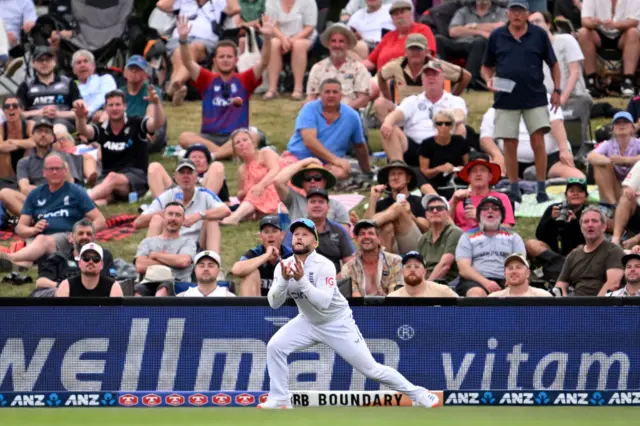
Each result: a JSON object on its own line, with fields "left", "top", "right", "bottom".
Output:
{"left": 179, "top": 38, "right": 189, "bottom": 45}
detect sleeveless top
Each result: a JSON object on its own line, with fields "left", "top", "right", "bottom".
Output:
{"left": 68, "top": 274, "right": 116, "bottom": 298}
{"left": 3, "top": 119, "right": 28, "bottom": 174}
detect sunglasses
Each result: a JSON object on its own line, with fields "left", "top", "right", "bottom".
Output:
{"left": 81, "top": 254, "right": 101, "bottom": 263}
{"left": 435, "top": 121, "right": 453, "bottom": 127}
{"left": 304, "top": 175, "right": 324, "bottom": 182}
{"left": 426, "top": 205, "right": 447, "bottom": 212}
{"left": 3, "top": 103, "right": 19, "bottom": 110}
{"left": 480, "top": 205, "right": 501, "bottom": 212}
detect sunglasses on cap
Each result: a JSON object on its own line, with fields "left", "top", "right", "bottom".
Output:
{"left": 81, "top": 254, "right": 101, "bottom": 263}
{"left": 304, "top": 175, "right": 324, "bottom": 182}
{"left": 567, "top": 177, "right": 587, "bottom": 185}
{"left": 3, "top": 103, "right": 19, "bottom": 110}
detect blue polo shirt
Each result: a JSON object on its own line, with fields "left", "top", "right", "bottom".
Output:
{"left": 483, "top": 23, "right": 557, "bottom": 110}
{"left": 286, "top": 101, "right": 365, "bottom": 161}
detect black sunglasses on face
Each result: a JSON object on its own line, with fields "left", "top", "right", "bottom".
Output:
{"left": 304, "top": 175, "right": 324, "bottom": 182}
{"left": 81, "top": 254, "right": 101, "bottom": 263}
{"left": 3, "top": 103, "right": 19, "bottom": 110}
{"left": 435, "top": 121, "right": 453, "bottom": 127}
{"left": 427, "top": 205, "right": 447, "bottom": 212}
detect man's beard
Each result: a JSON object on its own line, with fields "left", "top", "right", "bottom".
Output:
{"left": 404, "top": 274, "right": 422, "bottom": 286}
{"left": 82, "top": 270, "right": 98, "bottom": 277}
{"left": 627, "top": 276, "right": 640, "bottom": 285}
{"left": 293, "top": 244, "right": 313, "bottom": 255}
{"left": 74, "top": 240, "right": 91, "bottom": 253}
{"left": 198, "top": 275, "right": 216, "bottom": 285}
{"left": 38, "top": 69, "right": 54, "bottom": 78}
{"left": 480, "top": 218, "right": 500, "bottom": 232}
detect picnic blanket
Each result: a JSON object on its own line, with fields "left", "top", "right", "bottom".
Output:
{"left": 514, "top": 185, "right": 601, "bottom": 218}
{"left": 229, "top": 193, "right": 366, "bottom": 212}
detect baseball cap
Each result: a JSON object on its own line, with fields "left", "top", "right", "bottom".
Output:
{"left": 32, "top": 117, "right": 54, "bottom": 131}
{"left": 405, "top": 34, "right": 428, "bottom": 50}
{"left": 126, "top": 55, "right": 150, "bottom": 74}
{"left": 622, "top": 253, "right": 640, "bottom": 266}
{"left": 390, "top": 0, "right": 413, "bottom": 13}
{"left": 507, "top": 0, "right": 529, "bottom": 9}
{"left": 194, "top": 250, "right": 222, "bottom": 266}
{"left": 402, "top": 251, "right": 424, "bottom": 265}
{"left": 565, "top": 177, "right": 588, "bottom": 193}
{"left": 33, "top": 46, "right": 55, "bottom": 61}
{"left": 259, "top": 215, "right": 282, "bottom": 231}
{"left": 175, "top": 159, "right": 196, "bottom": 172}
{"left": 79, "top": 242, "right": 104, "bottom": 260}
{"left": 504, "top": 253, "right": 529, "bottom": 268}
{"left": 353, "top": 219, "right": 377, "bottom": 236}
{"left": 421, "top": 194, "right": 450, "bottom": 211}
{"left": 421, "top": 60, "right": 443, "bottom": 74}
{"left": 306, "top": 188, "right": 330, "bottom": 201}
{"left": 613, "top": 111, "right": 634, "bottom": 123}
{"left": 290, "top": 218, "right": 319, "bottom": 241}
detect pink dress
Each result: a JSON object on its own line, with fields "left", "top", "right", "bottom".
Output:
{"left": 243, "top": 159, "right": 279, "bottom": 215}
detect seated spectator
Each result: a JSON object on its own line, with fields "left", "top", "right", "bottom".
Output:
{"left": 305, "top": 189, "right": 355, "bottom": 274}
{"left": 121, "top": 55, "right": 167, "bottom": 151}
{"left": 72, "top": 50, "right": 117, "bottom": 123}
{"left": 0, "top": 118, "right": 81, "bottom": 217}
{"left": 135, "top": 202, "right": 198, "bottom": 295}
{"left": 419, "top": 109, "right": 469, "bottom": 195}
{"left": 17, "top": 47, "right": 80, "bottom": 133}
{"left": 586, "top": 111, "right": 640, "bottom": 204}
{"left": 54, "top": 243, "right": 122, "bottom": 297}
{"left": 274, "top": 159, "right": 350, "bottom": 225}
{"left": 489, "top": 253, "right": 552, "bottom": 297}
{"left": 134, "top": 159, "right": 231, "bottom": 253}
{"left": 231, "top": 216, "right": 293, "bottom": 296}
{"left": 417, "top": 195, "right": 462, "bottom": 284}
{"left": 305, "top": 23, "right": 371, "bottom": 110}
{"left": 554, "top": 205, "right": 624, "bottom": 296}
{"left": 578, "top": 0, "right": 640, "bottom": 97}
{"left": 0, "top": 97, "right": 34, "bottom": 185}
{"left": 75, "top": 88, "right": 165, "bottom": 206}
{"left": 175, "top": 16, "right": 272, "bottom": 160}
{"left": 525, "top": 178, "right": 589, "bottom": 281}
{"left": 179, "top": 250, "right": 236, "bottom": 297}
{"left": 449, "top": 158, "right": 515, "bottom": 231}
{"left": 455, "top": 196, "right": 526, "bottom": 297}
{"left": 222, "top": 128, "right": 280, "bottom": 225}
{"left": 347, "top": 0, "right": 394, "bottom": 59}
{"left": 608, "top": 253, "right": 640, "bottom": 297}
{"left": 234, "top": 0, "right": 267, "bottom": 53}
{"left": 387, "top": 251, "right": 458, "bottom": 297}
{"left": 480, "top": 96, "right": 585, "bottom": 180}
{"left": 437, "top": 0, "right": 506, "bottom": 89}
{"left": 340, "top": 0, "right": 392, "bottom": 22}
{"left": 364, "top": 161, "right": 429, "bottom": 254}
{"left": 341, "top": 219, "right": 403, "bottom": 296}
{"left": 160, "top": 0, "right": 241, "bottom": 105}
{"left": 375, "top": 34, "right": 471, "bottom": 124}
{"left": 35, "top": 218, "right": 115, "bottom": 291}
{"left": 380, "top": 61, "right": 468, "bottom": 169}
{"left": 281, "top": 79, "right": 370, "bottom": 180}
{"left": 51, "top": 125, "right": 99, "bottom": 188}
{"left": 554, "top": 0, "right": 582, "bottom": 32}
{"left": 613, "top": 161, "right": 640, "bottom": 247}
{"left": 0, "top": 152, "right": 105, "bottom": 270}
{"left": 263, "top": 0, "right": 317, "bottom": 100}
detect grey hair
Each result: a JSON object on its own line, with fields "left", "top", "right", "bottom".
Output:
{"left": 320, "top": 78, "right": 342, "bottom": 92}
{"left": 580, "top": 205, "right": 607, "bottom": 225}
{"left": 44, "top": 151, "right": 68, "bottom": 165}
{"left": 72, "top": 49, "right": 95, "bottom": 66}
{"left": 432, "top": 108, "right": 456, "bottom": 123}
{"left": 72, "top": 218, "right": 95, "bottom": 234}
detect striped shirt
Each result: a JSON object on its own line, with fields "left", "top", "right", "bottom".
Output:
{"left": 455, "top": 227, "right": 526, "bottom": 279}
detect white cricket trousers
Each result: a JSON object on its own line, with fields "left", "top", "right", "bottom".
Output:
{"left": 266, "top": 314, "right": 425, "bottom": 402}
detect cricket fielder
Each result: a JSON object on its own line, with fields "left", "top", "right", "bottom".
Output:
{"left": 258, "top": 218, "right": 440, "bottom": 409}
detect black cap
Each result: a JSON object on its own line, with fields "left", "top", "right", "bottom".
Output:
{"left": 402, "top": 251, "right": 424, "bottom": 265}
{"left": 32, "top": 117, "right": 54, "bottom": 131}
{"left": 476, "top": 195, "right": 506, "bottom": 223}
{"left": 184, "top": 144, "right": 212, "bottom": 164}
{"left": 306, "top": 188, "right": 330, "bottom": 201}
{"left": 259, "top": 216, "right": 281, "bottom": 231}
{"left": 622, "top": 253, "right": 640, "bottom": 266}
{"left": 34, "top": 46, "right": 55, "bottom": 61}
{"left": 565, "top": 177, "right": 588, "bottom": 193}
{"left": 353, "top": 219, "right": 377, "bottom": 236}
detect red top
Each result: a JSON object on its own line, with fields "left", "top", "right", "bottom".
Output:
{"left": 368, "top": 23, "right": 437, "bottom": 70}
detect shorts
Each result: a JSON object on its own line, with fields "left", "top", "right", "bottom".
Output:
{"left": 201, "top": 133, "right": 230, "bottom": 147}
{"left": 392, "top": 221, "right": 422, "bottom": 255}
{"left": 494, "top": 106, "right": 550, "bottom": 139}
{"left": 166, "top": 37, "right": 216, "bottom": 56}
{"left": 456, "top": 278, "right": 505, "bottom": 296}
{"left": 99, "top": 167, "right": 149, "bottom": 201}
{"left": 518, "top": 150, "right": 560, "bottom": 178}
{"left": 596, "top": 29, "right": 622, "bottom": 50}
{"left": 27, "top": 232, "right": 72, "bottom": 253}
{"left": 134, "top": 280, "right": 175, "bottom": 296}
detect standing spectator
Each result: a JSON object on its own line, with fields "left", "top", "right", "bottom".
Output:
{"left": 0, "top": 97, "right": 33, "bottom": 183}
{"left": 608, "top": 253, "right": 640, "bottom": 297}
{"left": 134, "top": 159, "right": 231, "bottom": 253}
{"left": 489, "top": 254, "right": 552, "bottom": 297}
{"left": 577, "top": 0, "right": 640, "bottom": 97}
{"left": 438, "top": 0, "right": 507, "bottom": 89}
{"left": 612, "top": 161, "right": 640, "bottom": 247}
{"left": 17, "top": 46, "right": 81, "bottom": 132}
{"left": 264, "top": 0, "right": 318, "bottom": 100}
{"left": 387, "top": 251, "right": 458, "bottom": 297}
{"left": 417, "top": 195, "right": 462, "bottom": 284}
{"left": 222, "top": 128, "right": 280, "bottom": 225}
{"left": 306, "top": 23, "right": 371, "bottom": 109}
{"left": 75, "top": 87, "right": 165, "bottom": 206}
{"left": 231, "top": 216, "right": 293, "bottom": 296}
{"left": 449, "top": 158, "right": 515, "bottom": 231}
{"left": 455, "top": 196, "right": 526, "bottom": 297}
{"left": 554, "top": 206, "right": 624, "bottom": 296}
{"left": 54, "top": 243, "right": 122, "bottom": 298}
{"left": 348, "top": 0, "right": 394, "bottom": 59}
{"left": 281, "top": 79, "right": 370, "bottom": 180}
{"left": 179, "top": 250, "right": 236, "bottom": 297}
{"left": 135, "top": 202, "right": 198, "bottom": 294}
{"left": 274, "top": 160, "right": 350, "bottom": 225}
{"left": 341, "top": 219, "right": 403, "bottom": 296}
{"left": 481, "top": 0, "right": 561, "bottom": 203}
{"left": 175, "top": 14, "right": 273, "bottom": 160}
{"left": 72, "top": 50, "right": 117, "bottom": 123}
{"left": 587, "top": 112, "right": 640, "bottom": 204}
{"left": 380, "top": 61, "right": 468, "bottom": 168}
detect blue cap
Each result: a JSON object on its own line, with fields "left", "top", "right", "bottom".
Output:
{"left": 402, "top": 251, "right": 424, "bottom": 265}
{"left": 613, "top": 111, "right": 634, "bottom": 124}
{"left": 290, "top": 218, "right": 319, "bottom": 241}
{"left": 507, "top": 0, "right": 529, "bottom": 9}
{"left": 126, "top": 55, "right": 150, "bottom": 74}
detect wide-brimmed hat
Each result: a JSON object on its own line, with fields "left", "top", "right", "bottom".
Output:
{"left": 140, "top": 265, "right": 173, "bottom": 284}
{"left": 377, "top": 160, "right": 417, "bottom": 191}
{"left": 390, "top": 0, "right": 414, "bottom": 13}
{"left": 291, "top": 164, "right": 337, "bottom": 190}
{"left": 458, "top": 159, "right": 501, "bottom": 186}
{"left": 320, "top": 23, "right": 357, "bottom": 49}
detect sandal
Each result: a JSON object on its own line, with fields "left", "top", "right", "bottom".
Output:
{"left": 290, "top": 90, "right": 304, "bottom": 101}
{"left": 263, "top": 91, "right": 278, "bottom": 100}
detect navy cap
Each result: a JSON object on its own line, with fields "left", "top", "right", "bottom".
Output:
{"left": 32, "top": 117, "right": 54, "bottom": 130}
{"left": 184, "top": 144, "right": 212, "bottom": 163}
{"left": 306, "top": 188, "right": 330, "bottom": 201}
{"left": 402, "top": 251, "right": 424, "bottom": 265}
{"left": 507, "top": 0, "right": 529, "bottom": 9}
{"left": 259, "top": 215, "right": 281, "bottom": 231}
{"left": 33, "top": 46, "right": 54, "bottom": 61}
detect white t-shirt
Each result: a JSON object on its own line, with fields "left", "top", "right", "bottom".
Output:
{"left": 480, "top": 97, "right": 567, "bottom": 164}
{"left": 347, "top": 4, "right": 394, "bottom": 43}
{"left": 581, "top": 0, "right": 640, "bottom": 38}
{"left": 543, "top": 34, "right": 588, "bottom": 98}
{"left": 182, "top": 285, "right": 236, "bottom": 297}
{"left": 488, "top": 286, "right": 552, "bottom": 297}
{"left": 398, "top": 92, "right": 468, "bottom": 143}
{"left": 171, "top": 0, "right": 226, "bottom": 42}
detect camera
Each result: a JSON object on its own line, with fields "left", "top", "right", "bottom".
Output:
{"left": 556, "top": 202, "right": 570, "bottom": 222}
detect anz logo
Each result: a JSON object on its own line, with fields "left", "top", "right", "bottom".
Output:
{"left": 103, "top": 139, "right": 134, "bottom": 151}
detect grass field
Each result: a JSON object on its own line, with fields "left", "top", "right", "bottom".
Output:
{"left": 1, "top": 406, "right": 638, "bottom": 426}
{"left": 0, "top": 91, "right": 628, "bottom": 296}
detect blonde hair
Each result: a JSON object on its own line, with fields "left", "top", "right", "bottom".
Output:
{"left": 433, "top": 109, "right": 455, "bottom": 124}
{"left": 231, "top": 128, "right": 258, "bottom": 159}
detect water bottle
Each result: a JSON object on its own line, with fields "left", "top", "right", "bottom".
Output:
{"left": 278, "top": 203, "right": 290, "bottom": 232}
{"left": 463, "top": 197, "right": 473, "bottom": 208}
{"left": 128, "top": 192, "right": 138, "bottom": 204}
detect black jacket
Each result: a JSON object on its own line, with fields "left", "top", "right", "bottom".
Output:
{"left": 535, "top": 203, "right": 586, "bottom": 256}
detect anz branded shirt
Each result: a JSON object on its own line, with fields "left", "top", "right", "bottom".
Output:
{"left": 17, "top": 74, "right": 82, "bottom": 112}
{"left": 89, "top": 116, "right": 150, "bottom": 174}
{"left": 455, "top": 227, "right": 526, "bottom": 279}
